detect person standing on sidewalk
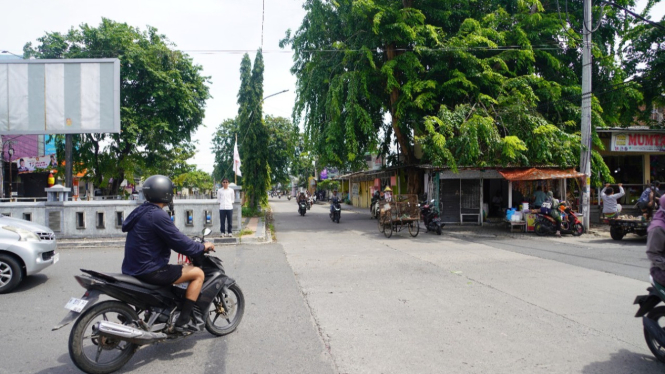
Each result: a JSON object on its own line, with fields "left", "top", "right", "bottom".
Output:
{"left": 217, "top": 178, "right": 235, "bottom": 237}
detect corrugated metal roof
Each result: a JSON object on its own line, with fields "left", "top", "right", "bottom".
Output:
{"left": 498, "top": 168, "right": 585, "bottom": 181}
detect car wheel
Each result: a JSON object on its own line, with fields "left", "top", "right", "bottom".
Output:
{"left": 0, "top": 254, "right": 23, "bottom": 294}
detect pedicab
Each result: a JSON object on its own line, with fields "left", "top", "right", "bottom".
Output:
{"left": 377, "top": 193, "right": 420, "bottom": 238}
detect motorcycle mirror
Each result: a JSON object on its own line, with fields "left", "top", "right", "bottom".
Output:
{"left": 202, "top": 228, "right": 212, "bottom": 237}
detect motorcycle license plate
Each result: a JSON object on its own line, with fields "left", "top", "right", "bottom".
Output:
{"left": 64, "top": 297, "right": 88, "bottom": 313}
{"left": 53, "top": 253, "right": 59, "bottom": 264}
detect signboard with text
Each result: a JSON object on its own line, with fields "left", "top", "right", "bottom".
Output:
{"left": 15, "top": 154, "right": 58, "bottom": 174}
{"left": 611, "top": 133, "right": 665, "bottom": 152}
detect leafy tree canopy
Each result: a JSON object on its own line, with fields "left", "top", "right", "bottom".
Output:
{"left": 24, "top": 18, "right": 210, "bottom": 192}
{"left": 282, "top": 0, "right": 656, "bottom": 188}
{"left": 173, "top": 170, "right": 213, "bottom": 192}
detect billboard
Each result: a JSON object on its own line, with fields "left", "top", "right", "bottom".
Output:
{"left": 0, "top": 59, "right": 120, "bottom": 135}
{"left": 15, "top": 154, "right": 58, "bottom": 174}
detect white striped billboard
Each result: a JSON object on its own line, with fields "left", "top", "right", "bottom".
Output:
{"left": 0, "top": 59, "right": 120, "bottom": 135}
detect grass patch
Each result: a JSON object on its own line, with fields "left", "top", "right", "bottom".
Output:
{"left": 238, "top": 228, "right": 255, "bottom": 237}
{"left": 242, "top": 206, "right": 265, "bottom": 218}
{"left": 265, "top": 205, "right": 276, "bottom": 241}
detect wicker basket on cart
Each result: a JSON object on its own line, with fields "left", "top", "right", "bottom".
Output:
{"left": 379, "top": 194, "right": 419, "bottom": 224}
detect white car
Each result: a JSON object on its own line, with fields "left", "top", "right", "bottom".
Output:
{"left": 0, "top": 216, "right": 58, "bottom": 294}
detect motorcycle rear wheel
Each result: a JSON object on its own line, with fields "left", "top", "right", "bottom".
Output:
{"left": 534, "top": 222, "right": 547, "bottom": 236}
{"left": 68, "top": 301, "right": 139, "bottom": 374}
{"left": 436, "top": 225, "right": 442, "bottom": 235}
{"left": 645, "top": 307, "right": 665, "bottom": 363}
{"left": 206, "top": 283, "right": 245, "bottom": 336}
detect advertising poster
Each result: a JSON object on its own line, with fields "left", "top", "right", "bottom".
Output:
{"left": 15, "top": 154, "right": 58, "bottom": 174}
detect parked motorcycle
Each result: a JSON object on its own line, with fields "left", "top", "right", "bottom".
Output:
{"left": 52, "top": 228, "right": 244, "bottom": 374}
{"left": 420, "top": 200, "right": 444, "bottom": 235}
{"left": 634, "top": 277, "right": 665, "bottom": 363}
{"left": 330, "top": 200, "right": 341, "bottom": 223}
{"left": 298, "top": 201, "right": 307, "bottom": 216}
{"left": 534, "top": 207, "right": 584, "bottom": 236}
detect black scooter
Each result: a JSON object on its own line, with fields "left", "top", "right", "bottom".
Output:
{"left": 634, "top": 276, "right": 665, "bottom": 363}
{"left": 298, "top": 201, "right": 307, "bottom": 216}
{"left": 420, "top": 200, "right": 444, "bottom": 235}
{"left": 53, "top": 229, "right": 244, "bottom": 374}
{"left": 370, "top": 198, "right": 381, "bottom": 220}
{"left": 330, "top": 200, "right": 341, "bottom": 223}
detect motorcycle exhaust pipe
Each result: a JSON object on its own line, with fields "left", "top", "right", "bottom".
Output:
{"left": 643, "top": 317, "right": 665, "bottom": 347}
{"left": 93, "top": 321, "right": 167, "bottom": 345}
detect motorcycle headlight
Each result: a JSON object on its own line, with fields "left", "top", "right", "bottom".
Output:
{"left": 2, "top": 226, "right": 41, "bottom": 241}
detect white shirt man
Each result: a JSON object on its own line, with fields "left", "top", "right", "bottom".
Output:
{"left": 217, "top": 180, "right": 235, "bottom": 237}
{"left": 601, "top": 183, "right": 625, "bottom": 218}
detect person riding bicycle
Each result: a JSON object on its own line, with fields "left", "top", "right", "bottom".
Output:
{"left": 121, "top": 175, "right": 215, "bottom": 332}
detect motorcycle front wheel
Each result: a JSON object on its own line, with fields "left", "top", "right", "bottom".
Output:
{"left": 645, "top": 307, "right": 665, "bottom": 363}
{"left": 206, "top": 283, "right": 245, "bottom": 336}
{"left": 572, "top": 223, "right": 584, "bottom": 236}
{"left": 68, "top": 301, "right": 139, "bottom": 374}
{"left": 534, "top": 222, "right": 547, "bottom": 236}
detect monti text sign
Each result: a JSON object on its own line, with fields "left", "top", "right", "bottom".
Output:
{"left": 0, "top": 59, "right": 120, "bottom": 135}
{"left": 611, "top": 133, "right": 665, "bottom": 152}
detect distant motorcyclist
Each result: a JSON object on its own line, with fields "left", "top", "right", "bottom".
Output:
{"left": 639, "top": 181, "right": 661, "bottom": 221}
{"left": 330, "top": 190, "right": 340, "bottom": 214}
{"left": 297, "top": 192, "right": 307, "bottom": 205}
{"left": 540, "top": 191, "right": 563, "bottom": 237}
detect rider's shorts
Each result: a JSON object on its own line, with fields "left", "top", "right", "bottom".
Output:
{"left": 136, "top": 264, "right": 183, "bottom": 285}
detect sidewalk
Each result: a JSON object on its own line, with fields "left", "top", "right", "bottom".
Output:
{"left": 57, "top": 214, "right": 270, "bottom": 248}
{"left": 340, "top": 202, "right": 612, "bottom": 239}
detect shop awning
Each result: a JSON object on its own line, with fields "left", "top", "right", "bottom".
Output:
{"left": 499, "top": 168, "right": 585, "bottom": 181}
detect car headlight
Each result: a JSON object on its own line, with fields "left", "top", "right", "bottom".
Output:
{"left": 2, "top": 226, "right": 41, "bottom": 241}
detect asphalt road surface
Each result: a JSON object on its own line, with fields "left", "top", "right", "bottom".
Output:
{"left": 0, "top": 197, "right": 661, "bottom": 374}
{"left": 273, "top": 197, "right": 660, "bottom": 374}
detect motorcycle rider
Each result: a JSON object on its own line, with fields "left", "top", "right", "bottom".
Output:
{"left": 330, "top": 189, "right": 340, "bottom": 214}
{"left": 371, "top": 189, "right": 381, "bottom": 215}
{"left": 638, "top": 181, "right": 661, "bottom": 221}
{"left": 121, "top": 175, "right": 215, "bottom": 332}
{"left": 647, "top": 196, "right": 665, "bottom": 285}
{"left": 601, "top": 183, "right": 625, "bottom": 219}
{"left": 542, "top": 191, "right": 563, "bottom": 237}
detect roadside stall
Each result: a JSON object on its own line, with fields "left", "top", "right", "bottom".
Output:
{"left": 498, "top": 168, "right": 585, "bottom": 233}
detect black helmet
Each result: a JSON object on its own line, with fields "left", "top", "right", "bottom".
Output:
{"left": 142, "top": 175, "right": 175, "bottom": 204}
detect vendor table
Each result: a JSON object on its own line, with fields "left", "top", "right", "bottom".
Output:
{"left": 506, "top": 220, "right": 526, "bottom": 232}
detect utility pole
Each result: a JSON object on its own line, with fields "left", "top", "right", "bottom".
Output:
{"left": 580, "top": 0, "right": 593, "bottom": 232}
{"left": 65, "top": 134, "right": 73, "bottom": 188}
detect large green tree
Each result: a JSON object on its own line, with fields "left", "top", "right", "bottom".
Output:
{"left": 282, "top": 0, "right": 653, "bottom": 190}
{"left": 24, "top": 19, "right": 210, "bottom": 192}
{"left": 265, "top": 115, "right": 300, "bottom": 187}
{"left": 237, "top": 51, "right": 270, "bottom": 208}
{"left": 211, "top": 118, "right": 241, "bottom": 184}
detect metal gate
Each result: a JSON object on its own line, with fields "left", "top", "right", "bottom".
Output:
{"left": 439, "top": 179, "right": 460, "bottom": 223}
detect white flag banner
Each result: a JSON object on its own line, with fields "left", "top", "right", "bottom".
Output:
{"left": 233, "top": 140, "right": 242, "bottom": 177}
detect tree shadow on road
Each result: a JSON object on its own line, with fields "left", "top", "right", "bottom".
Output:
{"left": 582, "top": 349, "right": 663, "bottom": 374}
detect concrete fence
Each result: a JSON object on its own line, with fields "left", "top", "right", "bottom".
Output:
{"left": 0, "top": 198, "right": 241, "bottom": 239}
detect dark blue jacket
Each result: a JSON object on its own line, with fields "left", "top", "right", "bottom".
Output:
{"left": 122, "top": 202, "right": 204, "bottom": 276}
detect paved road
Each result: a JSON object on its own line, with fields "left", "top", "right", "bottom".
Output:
{"left": 0, "top": 243, "right": 335, "bottom": 374}
{"left": 1, "top": 198, "right": 661, "bottom": 374}
{"left": 273, "top": 198, "right": 660, "bottom": 374}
